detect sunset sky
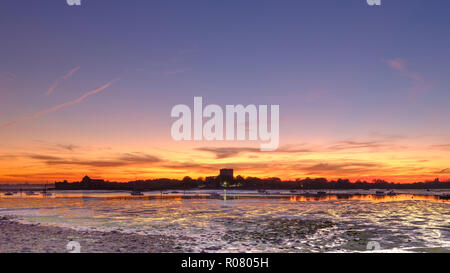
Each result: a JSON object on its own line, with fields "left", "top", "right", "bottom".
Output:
{"left": 1, "top": 0, "right": 450, "bottom": 183}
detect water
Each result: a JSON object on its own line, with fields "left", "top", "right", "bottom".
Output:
{"left": 0, "top": 190, "right": 449, "bottom": 253}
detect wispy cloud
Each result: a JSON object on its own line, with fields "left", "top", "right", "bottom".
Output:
{"left": 62, "top": 66, "right": 80, "bottom": 79}
{"left": 197, "top": 145, "right": 312, "bottom": 159}
{"left": 30, "top": 152, "right": 161, "bottom": 168}
{"left": 326, "top": 141, "right": 387, "bottom": 151}
{"left": 0, "top": 79, "right": 119, "bottom": 129}
{"left": 164, "top": 67, "right": 192, "bottom": 76}
{"left": 197, "top": 147, "right": 261, "bottom": 159}
{"left": 152, "top": 49, "right": 196, "bottom": 67}
{"left": 45, "top": 66, "right": 80, "bottom": 96}
{"left": 367, "top": 131, "right": 407, "bottom": 141}
{"left": 0, "top": 70, "right": 16, "bottom": 80}
{"left": 54, "top": 144, "right": 79, "bottom": 151}
{"left": 196, "top": 141, "right": 400, "bottom": 159}
{"left": 435, "top": 168, "right": 450, "bottom": 174}
{"left": 384, "top": 58, "right": 432, "bottom": 101}
{"left": 429, "top": 144, "right": 450, "bottom": 150}
{"left": 302, "top": 162, "right": 381, "bottom": 175}
{"left": 385, "top": 58, "right": 422, "bottom": 81}
{"left": 0, "top": 155, "right": 17, "bottom": 160}
{"left": 28, "top": 154, "right": 62, "bottom": 161}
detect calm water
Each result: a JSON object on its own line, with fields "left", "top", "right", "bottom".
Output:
{"left": 0, "top": 190, "right": 449, "bottom": 253}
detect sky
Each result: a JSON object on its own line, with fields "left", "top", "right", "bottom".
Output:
{"left": 1, "top": 0, "right": 450, "bottom": 183}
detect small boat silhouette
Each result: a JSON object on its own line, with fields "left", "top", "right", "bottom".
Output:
{"left": 41, "top": 184, "right": 52, "bottom": 196}
{"left": 131, "top": 191, "right": 144, "bottom": 196}
{"left": 4, "top": 192, "right": 13, "bottom": 196}
{"left": 209, "top": 192, "right": 221, "bottom": 199}
{"left": 439, "top": 194, "right": 450, "bottom": 200}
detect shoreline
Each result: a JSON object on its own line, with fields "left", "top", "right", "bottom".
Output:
{"left": 0, "top": 216, "right": 186, "bottom": 253}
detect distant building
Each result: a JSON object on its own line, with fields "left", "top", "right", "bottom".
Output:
{"left": 205, "top": 176, "right": 216, "bottom": 183}
{"left": 82, "top": 175, "right": 91, "bottom": 183}
{"left": 218, "top": 169, "right": 234, "bottom": 187}
{"left": 81, "top": 175, "right": 105, "bottom": 184}
{"left": 219, "top": 169, "right": 234, "bottom": 178}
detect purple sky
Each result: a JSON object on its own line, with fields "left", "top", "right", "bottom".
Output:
{"left": 1, "top": 0, "right": 450, "bottom": 182}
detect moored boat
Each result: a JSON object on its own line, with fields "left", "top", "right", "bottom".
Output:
{"left": 41, "top": 184, "right": 52, "bottom": 196}
{"left": 209, "top": 192, "right": 221, "bottom": 199}
{"left": 439, "top": 194, "right": 450, "bottom": 200}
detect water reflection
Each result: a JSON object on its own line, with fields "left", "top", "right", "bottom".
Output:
{"left": 0, "top": 191, "right": 447, "bottom": 203}
{"left": 0, "top": 190, "right": 448, "bottom": 252}
{"left": 289, "top": 194, "right": 444, "bottom": 202}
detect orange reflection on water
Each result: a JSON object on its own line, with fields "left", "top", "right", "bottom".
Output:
{"left": 0, "top": 192, "right": 448, "bottom": 203}
{"left": 104, "top": 194, "right": 218, "bottom": 201}
{"left": 105, "top": 195, "right": 185, "bottom": 201}
{"left": 289, "top": 194, "right": 444, "bottom": 202}
{"left": 0, "top": 193, "right": 56, "bottom": 199}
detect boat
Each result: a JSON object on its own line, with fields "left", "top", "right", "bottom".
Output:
{"left": 439, "top": 194, "right": 450, "bottom": 200}
{"left": 336, "top": 193, "right": 352, "bottom": 199}
{"left": 375, "top": 191, "right": 385, "bottom": 196}
{"left": 131, "top": 191, "right": 144, "bottom": 196}
{"left": 209, "top": 192, "right": 221, "bottom": 199}
{"left": 4, "top": 192, "right": 13, "bottom": 196}
{"left": 387, "top": 191, "right": 397, "bottom": 196}
{"left": 316, "top": 191, "right": 327, "bottom": 196}
{"left": 41, "top": 184, "right": 52, "bottom": 196}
